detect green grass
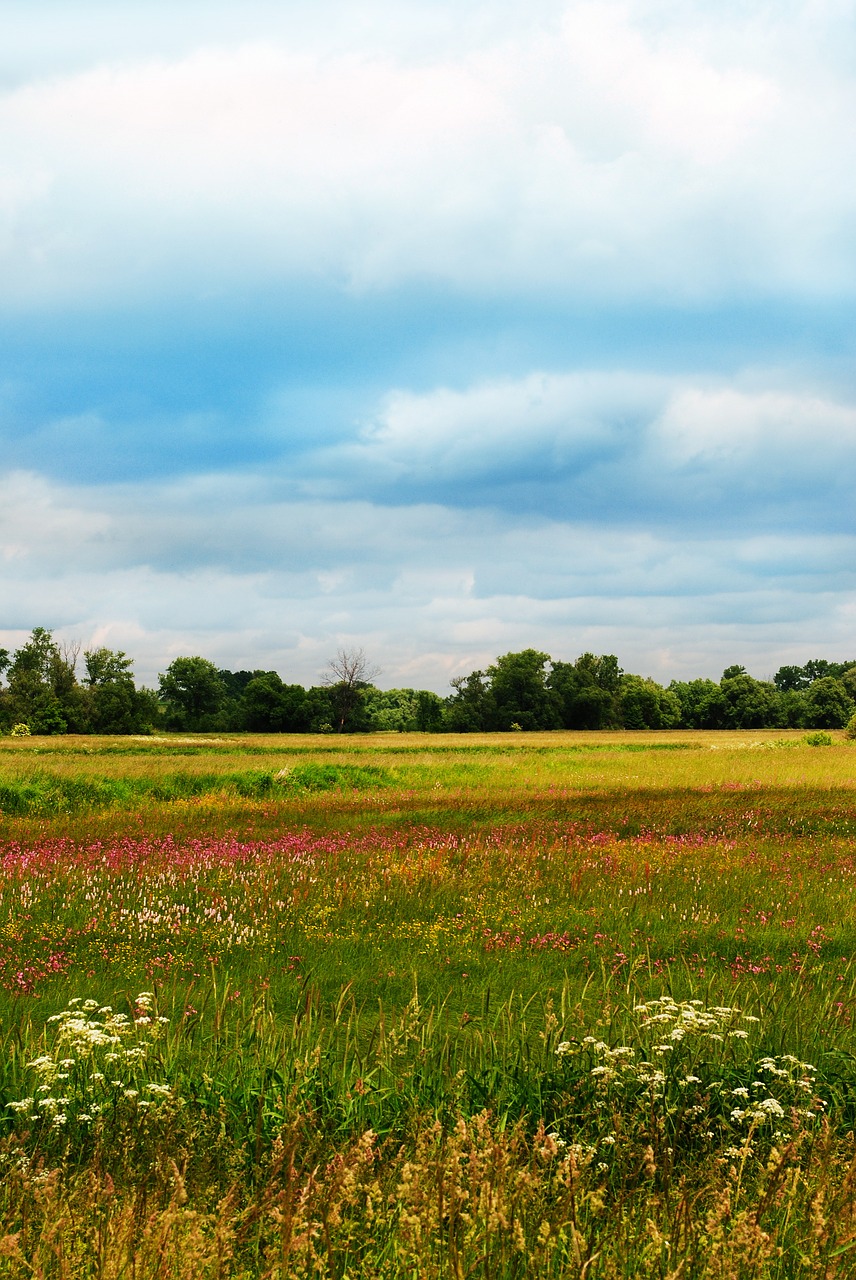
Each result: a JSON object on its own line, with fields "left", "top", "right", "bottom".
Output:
{"left": 1, "top": 730, "right": 856, "bottom": 1275}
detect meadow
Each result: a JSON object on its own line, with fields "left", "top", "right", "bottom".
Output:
{"left": 1, "top": 729, "right": 855, "bottom": 1277}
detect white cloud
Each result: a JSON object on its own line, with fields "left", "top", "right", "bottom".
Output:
{"left": 338, "top": 372, "right": 656, "bottom": 484}
{"left": 0, "top": 470, "right": 109, "bottom": 565}
{"left": 651, "top": 386, "right": 856, "bottom": 479}
{"left": 298, "top": 369, "right": 856, "bottom": 529}
{"left": 1, "top": 463, "right": 854, "bottom": 689}
{"left": 0, "top": 3, "right": 853, "bottom": 304}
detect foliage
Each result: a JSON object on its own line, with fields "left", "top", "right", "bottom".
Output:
{"left": 3, "top": 630, "right": 856, "bottom": 736}
{"left": 619, "top": 673, "right": 681, "bottom": 729}
{"left": 83, "top": 646, "right": 155, "bottom": 733}
{"left": 487, "top": 649, "right": 560, "bottom": 731}
{"left": 363, "top": 686, "right": 444, "bottom": 732}
{"left": 158, "top": 656, "right": 227, "bottom": 731}
{"left": 444, "top": 669, "right": 494, "bottom": 731}
{"left": 803, "top": 676, "right": 855, "bottom": 729}
{"left": 1, "top": 628, "right": 81, "bottom": 734}
{"left": 241, "top": 672, "right": 310, "bottom": 732}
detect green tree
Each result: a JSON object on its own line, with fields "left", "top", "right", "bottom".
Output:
{"left": 776, "top": 688, "right": 811, "bottom": 728}
{"left": 363, "top": 687, "right": 446, "bottom": 733}
{"left": 242, "top": 673, "right": 309, "bottom": 732}
{"left": 82, "top": 646, "right": 153, "bottom": 734}
{"left": 619, "top": 674, "right": 681, "bottom": 729}
{"left": 5, "top": 628, "right": 84, "bottom": 734}
{"left": 302, "top": 686, "right": 336, "bottom": 733}
{"left": 158, "top": 657, "right": 227, "bottom": 731}
{"left": 443, "top": 670, "right": 494, "bottom": 732}
{"left": 802, "top": 676, "right": 854, "bottom": 729}
{"left": 719, "top": 671, "right": 780, "bottom": 729}
{"left": 414, "top": 689, "right": 445, "bottom": 732}
{"left": 668, "top": 679, "right": 726, "bottom": 728}
{"left": 549, "top": 653, "right": 622, "bottom": 729}
{"left": 485, "top": 649, "right": 559, "bottom": 731}
{"left": 774, "top": 664, "right": 810, "bottom": 692}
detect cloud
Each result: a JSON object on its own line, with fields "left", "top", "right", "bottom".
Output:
{"left": 300, "top": 369, "right": 856, "bottom": 532}
{"left": 1, "top": 464, "right": 854, "bottom": 690}
{"left": 2, "top": 3, "right": 855, "bottom": 691}
{"left": 0, "top": 3, "right": 853, "bottom": 306}
{"left": 325, "top": 372, "right": 655, "bottom": 489}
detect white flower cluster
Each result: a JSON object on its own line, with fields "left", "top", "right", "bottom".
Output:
{"left": 633, "top": 996, "right": 757, "bottom": 1049}
{"left": 725, "top": 1054, "right": 823, "bottom": 1127}
{"left": 553, "top": 998, "right": 824, "bottom": 1148}
{"left": 7, "top": 993, "right": 174, "bottom": 1132}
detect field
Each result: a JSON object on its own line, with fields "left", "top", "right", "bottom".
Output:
{"left": 1, "top": 729, "right": 856, "bottom": 1277}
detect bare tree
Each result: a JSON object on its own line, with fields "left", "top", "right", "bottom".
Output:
{"left": 323, "top": 647, "right": 380, "bottom": 732}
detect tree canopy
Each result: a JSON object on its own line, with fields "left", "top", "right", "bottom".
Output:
{"left": 1, "top": 632, "right": 854, "bottom": 736}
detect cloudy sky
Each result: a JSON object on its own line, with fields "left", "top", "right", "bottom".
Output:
{"left": 1, "top": 0, "right": 855, "bottom": 691}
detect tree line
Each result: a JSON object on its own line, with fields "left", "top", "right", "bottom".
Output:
{"left": 1, "top": 629, "right": 855, "bottom": 735}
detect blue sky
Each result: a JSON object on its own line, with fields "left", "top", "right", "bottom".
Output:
{"left": 1, "top": 0, "right": 855, "bottom": 691}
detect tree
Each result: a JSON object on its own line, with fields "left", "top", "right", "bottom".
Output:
{"left": 362, "top": 687, "right": 445, "bottom": 733}
{"left": 4, "top": 628, "right": 84, "bottom": 734}
{"left": 719, "top": 671, "right": 780, "bottom": 729}
{"left": 668, "top": 679, "right": 726, "bottom": 728}
{"left": 549, "top": 654, "right": 623, "bottom": 729}
{"left": 158, "top": 657, "right": 227, "bottom": 731}
{"left": 486, "top": 650, "right": 559, "bottom": 730}
{"left": 619, "top": 674, "right": 681, "bottom": 729}
{"left": 443, "top": 670, "right": 494, "bottom": 732}
{"left": 84, "top": 647, "right": 134, "bottom": 687}
{"left": 242, "top": 673, "right": 309, "bottom": 732}
{"left": 414, "top": 689, "right": 445, "bottom": 732}
{"left": 82, "top": 646, "right": 153, "bottom": 734}
{"left": 774, "top": 664, "right": 810, "bottom": 693}
{"left": 803, "top": 676, "right": 854, "bottom": 729}
{"left": 323, "top": 648, "right": 380, "bottom": 733}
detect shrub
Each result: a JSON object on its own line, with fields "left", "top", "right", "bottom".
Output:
{"left": 805, "top": 731, "right": 833, "bottom": 746}
{"left": 10, "top": 722, "right": 30, "bottom": 737}
{"left": 845, "top": 712, "right": 856, "bottom": 740}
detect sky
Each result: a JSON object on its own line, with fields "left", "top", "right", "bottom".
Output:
{"left": 1, "top": 0, "right": 855, "bottom": 692}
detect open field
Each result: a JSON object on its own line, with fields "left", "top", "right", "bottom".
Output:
{"left": 1, "top": 730, "right": 856, "bottom": 1276}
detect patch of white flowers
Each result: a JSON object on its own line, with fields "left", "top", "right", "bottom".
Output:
{"left": 553, "top": 997, "right": 824, "bottom": 1156}
{"left": 7, "top": 993, "right": 175, "bottom": 1133}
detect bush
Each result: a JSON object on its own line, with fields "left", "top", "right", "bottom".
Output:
{"left": 845, "top": 712, "right": 856, "bottom": 740}
{"left": 805, "top": 731, "right": 833, "bottom": 746}
{"left": 10, "top": 722, "right": 30, "bottom": 736}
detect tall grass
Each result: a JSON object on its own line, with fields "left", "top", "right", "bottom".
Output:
{"left": 1, "top": 731, "right": 855, "bottom": 1274}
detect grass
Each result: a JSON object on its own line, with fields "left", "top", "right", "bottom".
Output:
{"left": 1, "top": 729, "right": 855, "bottom": 1275}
